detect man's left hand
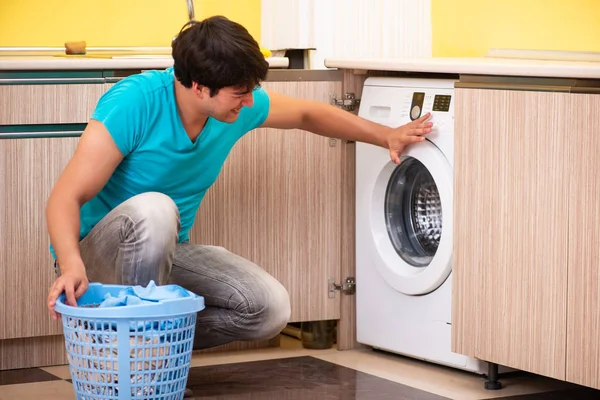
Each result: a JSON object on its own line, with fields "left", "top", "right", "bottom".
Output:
{"left": 385, "top": 113, "right": 433, "bottom": 164}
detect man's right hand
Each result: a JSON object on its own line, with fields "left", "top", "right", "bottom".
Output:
{"left": 47, "top": 264, "right": 89, "bottom": 320}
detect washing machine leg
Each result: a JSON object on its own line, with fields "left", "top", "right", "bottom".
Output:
{"left": 484, "top": 362, "right": 502, "bottom": 390}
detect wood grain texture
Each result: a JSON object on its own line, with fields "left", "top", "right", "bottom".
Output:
{"left": 338, "top": 141, "right": 358, "bottom": 351}
{"left": 452, "top": 88, "right": 569, "bottom": 379}
{"left": 566, "top": 93, "right": 600, "bottom": 389}
{"left": 0, "top": 138, "right": 79, "bottom": 339}
{"left": 337, "top": 70, "right": 367, "bottom": 351}
{"left": 0, "top": 84, "right": 106, "bottom": 124}
{"left": 190, "top": 80, "right": 343, "bottom": 323}
{"left": 0, "top": 335, "right": 67, "bottom": 370}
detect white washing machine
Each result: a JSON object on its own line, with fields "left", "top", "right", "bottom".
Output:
{"left": 355, "top": 76, "right": 489, "bottom": 374}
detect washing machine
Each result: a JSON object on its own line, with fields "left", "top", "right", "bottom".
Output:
{"left": 355, "top": 76, "right": 488, "bottom": 374}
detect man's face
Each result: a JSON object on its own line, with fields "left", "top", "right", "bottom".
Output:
{"left": 206, "top": 85, "right": 255, "bottom": 123}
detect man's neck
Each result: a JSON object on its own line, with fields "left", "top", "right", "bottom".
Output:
{"left": 173, "top": 80, "right": 208, "bottom": 143}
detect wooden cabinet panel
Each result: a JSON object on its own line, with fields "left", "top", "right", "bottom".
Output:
{"left": 0, "top": 84, "right": 106, "bottom": 125}
{"left": 566, "top": 93, "right": 600, "bottom": 389}
{"left": 452, "top": 88, "right": 569, "bottom": 379}
{"left": 0, "top": 137, "right": 79, "bottom": 339}
{"left": 190, "top": 80, "right": 343, "bottom": 323}
{"left": 0, "top": 335, "right": 67, "bottom": 370}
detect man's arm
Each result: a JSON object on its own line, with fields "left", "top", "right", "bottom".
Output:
{"left": 46, "top": 119, "right": 123, "bottom": 318}
{"left": 260, "top": 90, "right": 432, "bottom": 164}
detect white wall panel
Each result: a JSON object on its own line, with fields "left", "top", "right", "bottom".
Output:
{"left": 261, "top": 0, "right": 432, "bottom": 69}
{"left": 261, "top": 0, "right": 316, "bottom": 50}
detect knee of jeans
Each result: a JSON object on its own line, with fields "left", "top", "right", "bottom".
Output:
{"left": 237, "top": 278, "right": 291, "bottom": 340}
{"left": 127, "top": 192, "right": 180, "bottom": 235}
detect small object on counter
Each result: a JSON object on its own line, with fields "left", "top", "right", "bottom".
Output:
{"left": 64, "top": 40, "right": 87, "bottom": 55}
{"left": 260, "top": 46, "right": 272, "bottom": 58}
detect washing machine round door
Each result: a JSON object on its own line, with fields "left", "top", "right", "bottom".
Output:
{"left": 371, "top": 140, "right": 452, "bottom": 295}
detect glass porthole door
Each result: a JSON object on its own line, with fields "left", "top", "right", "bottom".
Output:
{"left": 370, "top": 141, "right": 453, "bottom": 295}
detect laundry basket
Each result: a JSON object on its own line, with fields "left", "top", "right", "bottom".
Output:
{"left": 55, "top": 282, "right": 205, "bottom": 400}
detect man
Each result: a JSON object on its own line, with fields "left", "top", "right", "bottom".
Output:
{"left": 46, "top": 16, "right": 432, "bottom": 350}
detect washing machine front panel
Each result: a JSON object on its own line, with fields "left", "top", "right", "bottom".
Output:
{"left": 354, "top": 78, "right": 492, "bottom": 374}
{"left": 357, "top": 80, "right": 455, "bottom": 296}
{"left": 370, "top": 142, "right": 453, "bottom": 296}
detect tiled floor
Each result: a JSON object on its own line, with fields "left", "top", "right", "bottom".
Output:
{"left": 1, "top": 336, "right": 599, "bottom": 400}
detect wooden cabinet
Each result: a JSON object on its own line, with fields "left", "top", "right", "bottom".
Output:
{"left": 452, "top": 88, "right": 570, "bottom": 379}
{"left": 0, "top": 79, "right": 98, "bottom": 369}
{"left": 566, "top": 93, "right": 600, "bottom": 388}
{"left": 190, "top": 79, "right": 344, "bottom": 323}
{"left": 0, "top": 83, "right": 106, "bottom": 125}
{"left": 452, "top": 86, "right": 600, "bottom": 388}
{"left": 0, "top": 73, "right": 350, "bottom": 369}
{"left": 0, "top": 79, "right": 101, "bottom": 342}
{"left": 0, "top": 137, "right": 79, "bottom": 339}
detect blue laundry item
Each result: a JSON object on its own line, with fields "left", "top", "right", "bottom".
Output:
{"left": 98, "top": 290, "right": 152, "bottom": 307}
{"left": 131, "top": 280, "right": 192, "bottom": 302}
{"left": 97, "top": 281, "right": 192, "bottom": 333}
{"left": 98, "top": 280, "right": 191, "bottom": 308}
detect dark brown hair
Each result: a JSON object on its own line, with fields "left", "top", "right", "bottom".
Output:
{"left": 171, "top": 16, "right": 269, "bottom": 96}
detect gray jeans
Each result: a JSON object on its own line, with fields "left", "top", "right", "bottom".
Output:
{"left": 70, "top": 192, "right": 291, "bottom": 349}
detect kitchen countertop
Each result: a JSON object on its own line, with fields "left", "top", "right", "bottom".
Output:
{"left": 0, "top": 47, "right": 289, "bottom": 70}
{"left": 0, "top": 55, "right": 289, "bottom": 70}
{"left": 324, "top": 56, "right": 600, "bottom": 80}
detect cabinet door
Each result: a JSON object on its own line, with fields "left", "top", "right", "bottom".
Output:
{"left": 567, "top": 93, "right": 600, "bottom": 389}
{"left": 452, "top": 88, "right": 570, "bottom": 379}
{"left": 0, "top": 84, "right": 106, "bottom": 125}
{"left": 190, "top": 80, "right": 343, "bottom": 322}
{"left": 0, "top": 137, "right": 79, "bottom": 339}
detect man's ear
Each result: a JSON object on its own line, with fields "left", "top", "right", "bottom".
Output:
{"left": 191, "top": 82, "right": 208, "bottom": 99}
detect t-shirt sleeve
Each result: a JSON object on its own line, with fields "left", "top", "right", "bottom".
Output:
{"left": 239, "top": 86, "right": 271, "bottom": 134}
{"left": 90, "top": 80, "right": 147, "bottom": 157}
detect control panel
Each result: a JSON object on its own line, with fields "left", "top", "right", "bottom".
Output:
{"left": 361, "top": 84, "right": 455, "bottom": 131}
{"left": 359, "top": 80, "right": 456, "bottom": 159}
{"left": 409, "top": 92, "right": 453, "bottom": 120}
{"left": 396, "top": 90, "right": 454, "bottom": 131}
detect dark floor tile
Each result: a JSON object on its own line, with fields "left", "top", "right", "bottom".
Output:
{"left": 185, "top": 356, "right": 450, "bottom": 399}
{"left": 0, "top": 367, "right": 62, "bottom": 386}
{"left": 492, "top": 387, "right": 600, "bottom": 399}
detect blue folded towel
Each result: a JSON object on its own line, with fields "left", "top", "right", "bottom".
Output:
{"left": 97, "top": 281, "right": 192, "bottom": 333}
{"left": 99, "top": 280, "right": 191, "bottom": 308}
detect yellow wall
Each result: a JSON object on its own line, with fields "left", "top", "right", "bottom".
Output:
{"left": 4, "top": 0, "right": 598, "bottom": 56}
{"left": 0, "top": 0, "right": 261, "bottom": 47}
{"left": 432, "top": 0, "right": 600, "bottom": 57}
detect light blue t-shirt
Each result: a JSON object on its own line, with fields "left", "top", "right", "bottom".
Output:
{"left": 50, "top": 67, "right": 270, "bottom": 257}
